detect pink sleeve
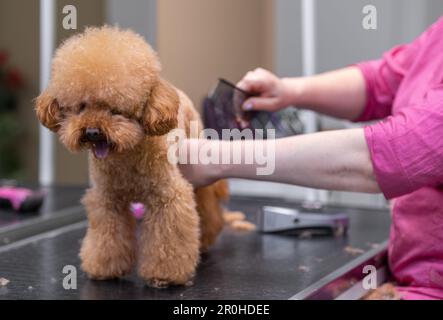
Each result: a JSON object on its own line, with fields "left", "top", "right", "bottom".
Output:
{"left": 364, "top": 86, "right": 443, "bottom": 199}
{"left": 354, "top": 22, "right": 438, "bottom": 122}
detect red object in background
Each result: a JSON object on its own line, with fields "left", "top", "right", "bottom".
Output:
{"left": 5, "top": 68, "right": 24, "bottom": 89}
{"left": 0, "top": 49, "right": 24, "bottom": 90}
{"left": 0, "top": 50, "right": 8, "bottom": 66}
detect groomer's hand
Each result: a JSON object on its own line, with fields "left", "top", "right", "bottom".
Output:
{"left": 177, "top": 139, "right": 222, "bottom": 188}
{"left": 237, "top": 68, "right": 298, "bottom": 112}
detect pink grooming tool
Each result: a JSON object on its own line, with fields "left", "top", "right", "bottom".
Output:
{"left": 0, "top": 187, "right": 45, "bottom": 212}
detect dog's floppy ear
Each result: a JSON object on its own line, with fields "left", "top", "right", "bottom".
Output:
{"left": 142, "top": 78, "right": 179, "bottom": 136}
{"left": 35, "top": 90, "right": 62, "bottom": 132}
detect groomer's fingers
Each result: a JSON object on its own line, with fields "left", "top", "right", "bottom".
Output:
{"left": 237, "top": 77, "right": 268, "bottom": 94}
{"left": 237, "top": 68, "right": 273, "bottom": 93}
{"left": 237, "top": 68, "right": 283, "bottom": 111}
{"left": 242, "top": 97, "right": 279, "bottom": 111}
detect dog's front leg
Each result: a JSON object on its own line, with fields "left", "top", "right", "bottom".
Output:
{"left": 80, "top": 188, "right": 136, "bottom": 280}
{"left": 138, "top": 179, "right": 200, "bottom": 288}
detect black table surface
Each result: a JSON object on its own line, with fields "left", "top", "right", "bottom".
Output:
{"left": 0, "top": 185, "right": 85, "bottom": 228}
{"left": 0, "top": 187, "right": 390, "bottom": 300}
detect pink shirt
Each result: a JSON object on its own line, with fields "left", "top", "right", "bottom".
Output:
{"left": 356, "top": 17, "right": 443, "bottom": 300}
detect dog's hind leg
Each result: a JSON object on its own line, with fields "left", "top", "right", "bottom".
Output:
{"left": 195, "top": 180, "right": 227, "bottom": 251}
{"left": 138, "top": 177, "right": 200, "bottom": 288}
{"left": 79, "top": 188, "right": 137, "bottom": 280}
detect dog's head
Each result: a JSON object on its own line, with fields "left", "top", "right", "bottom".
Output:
{"left": 35, "top": 26, "right": 179, "bottom": 159}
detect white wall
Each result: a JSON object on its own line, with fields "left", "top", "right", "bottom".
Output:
{"left": 275, "top": 0, "right": 442, "bottom": 77}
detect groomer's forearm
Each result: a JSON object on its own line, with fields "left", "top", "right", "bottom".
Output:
{"left": 282, "top": 67, "right": 367, "bottom": 121}
{"left": 216, "top": 129, "right": 380, "bottom": 193}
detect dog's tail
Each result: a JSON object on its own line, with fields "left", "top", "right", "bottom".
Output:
{"left": 212, "top": 179, "right": 229, "bottom": 202}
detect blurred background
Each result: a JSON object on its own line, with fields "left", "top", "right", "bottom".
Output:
{"left": 0, "top": 0, "right": 442, "bottom": 208}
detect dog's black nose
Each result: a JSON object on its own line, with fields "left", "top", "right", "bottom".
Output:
{"left": 85, "top": 128, "right": 102, "bottom": 142}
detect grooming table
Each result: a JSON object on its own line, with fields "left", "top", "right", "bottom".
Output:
{"left": 0, "top": 186, "right": 390, "bottom": 299}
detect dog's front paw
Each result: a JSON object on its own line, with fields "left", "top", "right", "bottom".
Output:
{"left": 145, "top": 277, "right": 195, "bottom": 289}
{"left": 146, "top": 278, "right": 170, "bottom": 289}
{"left": 81, "top": 251, "right": 135, "bottom": 280}
{"left": 139, "top": 263, "right": 195, "bottom": 288}
{"left": 80, "top": 233, "right": 135, "bottom": 280}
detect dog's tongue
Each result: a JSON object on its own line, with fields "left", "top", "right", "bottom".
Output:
{"left": 93, "top": 141, "right": 109, "bottom": 159}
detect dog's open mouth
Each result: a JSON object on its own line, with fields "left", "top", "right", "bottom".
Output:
{"left": 92, "top": 140, "right": 110, "bottom": 159}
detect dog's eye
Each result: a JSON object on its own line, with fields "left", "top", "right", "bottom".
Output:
{"left": 79, "top": 103, "right": 86, "bottom": 113}
{"left": 110, "top": 110, "right": 121, "bottom": 116}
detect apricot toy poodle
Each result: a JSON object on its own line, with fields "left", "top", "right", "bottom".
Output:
{"left": 35, "top": 26, "right": 229, "bottom": 287}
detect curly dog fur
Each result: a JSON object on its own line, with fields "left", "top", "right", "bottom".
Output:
{"left": 35, "top": 26, "right": 227, "bottom": 287}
